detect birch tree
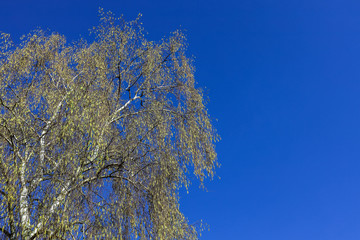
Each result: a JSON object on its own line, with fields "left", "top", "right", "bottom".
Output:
{"left": 0, "top": 10, "right": 218, "bottom": 240}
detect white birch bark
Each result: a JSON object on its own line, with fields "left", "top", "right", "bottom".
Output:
{"left": 18, "top": 148, "right": 32, "bottom": 238}
{"left": 29, "top": 91, "right": 137, "bottom": 239}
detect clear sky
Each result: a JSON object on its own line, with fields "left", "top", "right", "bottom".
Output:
{"left": 2, "top": 0, "right": 360, "bottom": 239}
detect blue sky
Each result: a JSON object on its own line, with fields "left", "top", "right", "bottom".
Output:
{"left": 2, "top": 0, "right": 360, "bottom": 239}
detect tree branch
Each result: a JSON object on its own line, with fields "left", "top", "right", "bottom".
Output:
{"left": 18, "top": 148, "right": 31, "bottom": 238}
{"left": 0, "top": 226, "right": 11, "bottom": 239}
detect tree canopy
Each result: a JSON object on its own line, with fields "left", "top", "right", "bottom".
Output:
{"left": 0, "top": 10, "right": 218, "bottom": 239}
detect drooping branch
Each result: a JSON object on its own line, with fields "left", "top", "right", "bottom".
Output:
{"left": 0, "top": 11, "right": 217, "bottom": 239}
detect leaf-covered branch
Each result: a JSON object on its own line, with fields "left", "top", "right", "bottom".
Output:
{"left": 0, "top": 9, "right": 218, "bottom": 240}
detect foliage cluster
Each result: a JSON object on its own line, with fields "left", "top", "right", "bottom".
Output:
{"left": 0, "top": 10, "right": 217, "bottom": 239}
